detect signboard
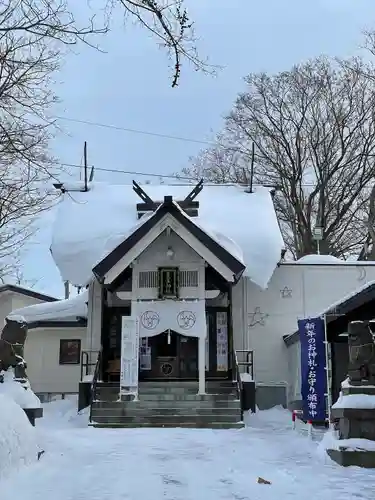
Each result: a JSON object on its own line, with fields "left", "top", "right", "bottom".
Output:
{"left": 216, "top": 311, "right": 228, "bottom": 371}
{"left": 139, "top": 338, "right": 151, "bottom": 371}
{"left": 298, "top": 317, "right": 327, "bottom": 421}
{"left": 120, "top": 317, "right": 139, "bottom": 395}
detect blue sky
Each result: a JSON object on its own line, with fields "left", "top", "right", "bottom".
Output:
{"left": 21, "top": 0, "right": 375, "bottom": 298}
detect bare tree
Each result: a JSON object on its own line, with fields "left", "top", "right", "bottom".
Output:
{"left": 0, "top": 0, "right": 204, "bottom": 282}
{"left": 0, "top": 1, "right": 204, "bottom": 86}
{"left": 183, "top": 56, "right": 375, "bottom": 258}
{"left": 108, "top": 0, "right": 207, "bottom": 87}
{"left": 0, "top": 2, "right": 66, "bottom": 282}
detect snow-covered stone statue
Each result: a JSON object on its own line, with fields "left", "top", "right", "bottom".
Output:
{"left": 327, "top": 320, "right": 375, "bottom": 468}
{"left": 0, "top": 317, "right": 42, "bottom": 426}
{"left": 347, "top": 320, "right": 375, "bottom": 385}
{"left": 0, "top": 317, "right": 28, "bottom": 379}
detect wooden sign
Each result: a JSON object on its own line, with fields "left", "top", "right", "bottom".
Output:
{"left": 120, "top": 317, "right": 139, "bottom": 395}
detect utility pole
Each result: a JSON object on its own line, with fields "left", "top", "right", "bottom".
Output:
{"left": 249, "top": 142, "right": 255, "bottom": 193}
{"left": 83, "top": 141, "right": 88, "bottom": 192}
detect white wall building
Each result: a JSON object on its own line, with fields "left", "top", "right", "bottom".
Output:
{"left": 234, "top": 258, "right": 375, "bottom": 408}
{"left": 4, "top": 287, "right": 87, "bottom": 399}
{"left": 6, "top": 182, "right": 374, "bottom": 413}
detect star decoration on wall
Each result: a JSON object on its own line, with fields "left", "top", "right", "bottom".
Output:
{"left": 248, "top": 307, "right": 269, "bottom": 327}
{"left": 280, "top": 286, "right": 292, "bottom": 299}
{"left": 357, "top": 266, "right": 366, "bottom": 282}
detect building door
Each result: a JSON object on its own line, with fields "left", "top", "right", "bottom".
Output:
{"left": 139, "top": 308, "right": 231, "bottom": 381}
{"left": 139, "top": 331, "right": 180, "bottom": 379}
{"left": 178, "top": 335, "right": 198, "bottom": 378}
{"left": 101, "top": 306, "right": 130, "bottom": 382}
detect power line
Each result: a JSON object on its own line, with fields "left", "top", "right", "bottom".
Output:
{"left": 60, "top": 161, "right": 321, "bottom": 187}
{"left": 61, "top": 162, "right": 195, "bottom": 181}
{"left": 53, "top": 116, "right": 320, "bottom": 186}
{"left": 54, "top": 115, "right": 354, "bottom": 188}
{"left": 54, "top": 115, "right": 215, "bottom": 147}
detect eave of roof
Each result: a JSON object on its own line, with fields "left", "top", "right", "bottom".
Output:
{"left": 93, "top": 196, "right": 246, "bottom": 283}
{"left": 0, "top": 284, "right": 57, "bottom": 303}
{"left": 283, "top": 281, "right": 375, "bottom": 346}
{"left": 28, "top": 318, "right": 87, "bottom": 330}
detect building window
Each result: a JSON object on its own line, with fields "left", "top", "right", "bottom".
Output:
{"left": 59, "top": 339, "right": 81, "bottom": 365}
{"left": 139, "top": 270, "right": 199, "bottom": 289}
{"left": 139, "top": 270, "right": 159, "bottom": 288}
{"left": 158, "top": 267, "right": 179, "bottom": 298}
{"left": 179, "top": 270, "right": 199, "bottom": 288}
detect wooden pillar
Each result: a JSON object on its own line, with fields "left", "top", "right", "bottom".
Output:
{"left": 228, "top": 284, "right": 235, "bottom": 381}
{"left": 198, "top": 334, "right": 206, "bottom": 394}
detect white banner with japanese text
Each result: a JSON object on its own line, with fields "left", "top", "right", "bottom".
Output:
{"left": 120, "top": 316, "right": 139, "bottom": 396}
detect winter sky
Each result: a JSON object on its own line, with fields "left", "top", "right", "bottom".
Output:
{"left": 22, "top": 0, "right": 375, "bottom": 297}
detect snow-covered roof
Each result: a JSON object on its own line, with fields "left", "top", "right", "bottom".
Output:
{"left": 7, "top": 290, "right": 88, "bottom": 325}
{"left": 284, "top": 280, "right": 375, "bottom": 345}
{"left": 0, "top": 284, "right": 57, "bottom": 302}
{"left": 293, "top": 254, "right": 375, "bottom": 265}
{"left": 295, "top": 254, "right": 344, "bottom": 265}
{"left": 50, "top": 182, "right": 285, "bottom": 290}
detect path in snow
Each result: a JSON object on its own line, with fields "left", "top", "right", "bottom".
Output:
{"left": 0, "top": 400, "right": 375, "bottom": 500}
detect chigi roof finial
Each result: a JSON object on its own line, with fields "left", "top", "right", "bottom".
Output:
{"left": 134, "top": 179, "right": 204, "bottom": 219}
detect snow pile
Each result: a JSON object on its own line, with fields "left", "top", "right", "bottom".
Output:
{"left": 244, "top": 405, "right": 291, "bottom": 429}
{"left": 7, "top": 289, "right": 88, "bottom": 323}
{"left": 0, "top": 393, "right": 39, "bottom": 480}
{"left": 240, "top": 372, "right": 253, "bottom": 382}
{"left": 317, "top": 428, "right": 339, "bottom": 456}
{"left": 333, "top": 392, "right": 375, "bottom": 410}
{"left": 341, "top": 377, "right": 375, "bottom": 389}
{"left": 296, "top": 254, "right": 344, "bottom": 264}
{"left": 319, "top": 428, "right": 375, "bottom": 453}
{"left": 50, "top": 183, "right": 285, "bottom": 290}
{"left": 0, "top": 368, "right": 41, "bottom": 409}
{"left": 331, "top": 438, "right": 375, "bottom": 452}
{"left": 41, "top": 396, "right": 89, "bottom": 429}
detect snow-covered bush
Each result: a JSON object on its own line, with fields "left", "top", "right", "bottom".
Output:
{"left": 0, "top": 393, "right": 39, "bottom": 479}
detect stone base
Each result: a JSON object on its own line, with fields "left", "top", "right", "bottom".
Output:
{"left": 78, "top": 381, "right": 92, "bottom": 412}
{"left": 23, "top": 407, "right": 43, "bottom": 427}
{"left": 241, "top": 381, "right": 256, "bottom": 414}
{"left": 327, "top": 448, "right": 375, "bottom": 468}
{"left": 342, "top": 385, "right": 375, "bottom": 396}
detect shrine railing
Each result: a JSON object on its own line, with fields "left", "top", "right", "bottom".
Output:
{"left": 233, "top": 349, "right": 254, "bottom": 418}
{"left": 234, "top": 349, "right": 254, "bottom": 397}
{"left": 89, "top": 349, "right": 102, "bottom": 424}
{"left": 80, "top": 350, "right": 100, "bottom": 381}
{"left": 235, "top": 349, "right": 254, "bottom": 379}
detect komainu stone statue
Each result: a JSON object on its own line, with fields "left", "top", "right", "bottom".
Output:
{"left": 327, "top": 320, "right": 375, "bottom": 467}
{"left": 0, "top": 317, "right": 28, "bottom": 380}
{"left": 347, "top": 320, "right": 375, "bottom": 386}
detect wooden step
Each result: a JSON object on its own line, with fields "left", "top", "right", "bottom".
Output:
{"left": 89, "top": 421, "right": 245, "bottom": 429}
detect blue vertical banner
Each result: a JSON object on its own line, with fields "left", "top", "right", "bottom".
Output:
{"left": 298, "top": 317, "right": 327, "bottom": 421}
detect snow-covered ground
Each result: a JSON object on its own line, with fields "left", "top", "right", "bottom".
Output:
{"left": 0, "top": 398, "right": 374, "bottom": 499}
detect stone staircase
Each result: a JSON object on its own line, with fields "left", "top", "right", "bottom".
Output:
{"left": 90, "top": 381, "right": 244, "bottom": 429}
